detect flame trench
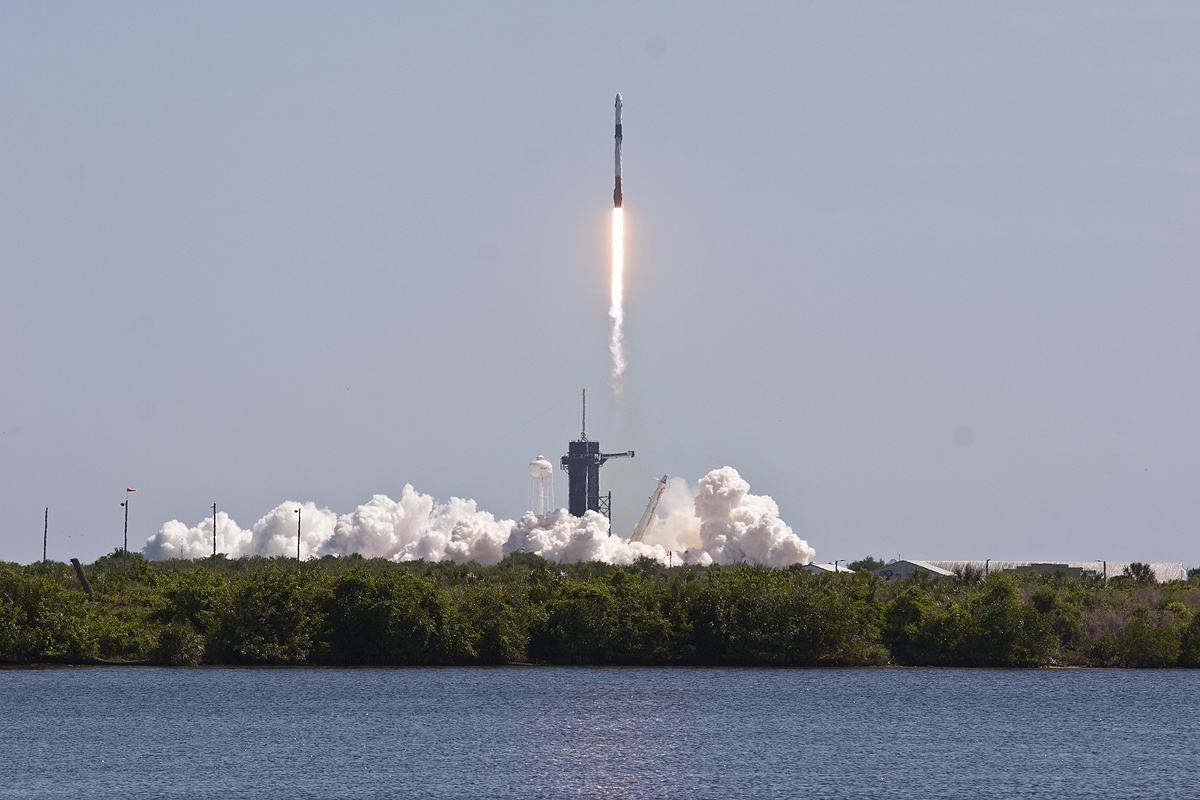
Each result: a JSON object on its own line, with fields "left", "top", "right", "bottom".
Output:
{"left": 609, "top": 207, "right": 626, "bottom": 377}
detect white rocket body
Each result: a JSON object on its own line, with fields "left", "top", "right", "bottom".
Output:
{"left": 614, "top": 93, "right": 623, "bottom": 208}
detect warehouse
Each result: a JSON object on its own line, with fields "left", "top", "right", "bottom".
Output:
{"left": 870, "top": 560, "right": 955, "bottom": 580}
{"left": 927, "top": 561, "right": 1187, "bottom": 583}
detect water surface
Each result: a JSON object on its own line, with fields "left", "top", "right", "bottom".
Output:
{"left": 1, "top": 667, "right": 1196, "bottom": 799}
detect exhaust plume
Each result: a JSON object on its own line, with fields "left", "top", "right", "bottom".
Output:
{"left": 609, "top": 207, "right": 626, "bottom": 379}
{"left": 143, "top": 468, "right": 814, "bottom": 569}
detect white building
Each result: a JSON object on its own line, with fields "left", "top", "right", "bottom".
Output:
{"left": 869, "top": 560, "right": 1188, "bottom": 583}
{"left": 871, "top": 560, "right": 955, "bottom": 580}
{"left": 803, "top": 562, "right": 856, "bottom": 575}
{"left": 928, "top": 561, "right": 1186, "bottom": 583}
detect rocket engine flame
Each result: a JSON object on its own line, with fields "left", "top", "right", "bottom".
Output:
{"left": 609, "top": 207, "right": 626, "bottom": 378}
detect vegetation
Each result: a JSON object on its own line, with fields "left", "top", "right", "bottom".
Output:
{"left": 1, "top": 552, "right": 1198, "bottom": 668}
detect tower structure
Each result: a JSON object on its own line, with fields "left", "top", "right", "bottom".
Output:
{"left": 560, "top": 389, "right": 633, "bottom": 518}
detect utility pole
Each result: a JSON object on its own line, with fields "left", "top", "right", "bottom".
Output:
{"left": 43, "top": 508, "right": 48, "bottom": 563}
{"left": 295, "top": 507, "right": 301, "bottom": 561}
{"left": 121, "top": 489, "right": 135, "bottom": 565}
{"left": 212, "top": 503, "right": 217, "bottom": 557}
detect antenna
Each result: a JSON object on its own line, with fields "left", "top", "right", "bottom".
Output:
{"left": 581, "top": 388, "right": 587, "bottom": 440}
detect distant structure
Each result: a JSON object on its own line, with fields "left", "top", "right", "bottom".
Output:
{"left": 871, "top": 560, "right": 955, "bottom": 580}
{"left": 871, "top": 560, "right": 1187, "bottom": 583}
{"left": 928, "top": 561, "right": 1187, "bottom": 583}
{"left": 527, "top": 455, "right": 554, "bottom": 515}
{"left": 560, "top": 390, "right": 633, "bottom": 519}
{"left": 803, "top": 562, "right": 857, "bottom": 575}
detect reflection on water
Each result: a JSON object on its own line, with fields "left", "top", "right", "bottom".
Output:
{"left": 1, "top": 667, "right": 1197, "bottom": 799}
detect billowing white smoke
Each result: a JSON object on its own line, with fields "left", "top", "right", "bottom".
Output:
{"left": 322, "top": 488, "right": 513, "bottom": 564}
{"left": 692, "top": 467, "right": 815, "bottom": 566}
{"left": 143, "top": 486, "right": 513, "bottom": 564}
{"left": 143, "top": 502, "right": 338, "bottom": 561}
{"left": 640, "top": 478, "right": 704, "bottom": 555}
{"left": 633, "top": 467, "right": 815, "bottom": 567}
{"left": 505, "top": 509, "right": 670, "bottom": 565}
{"left": 143, "top": 468, "right": 814, "bottom": 568}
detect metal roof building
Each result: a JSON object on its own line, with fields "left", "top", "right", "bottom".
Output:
{"left": 927, "top": 561, "right": 1187, "bottom": 583}
{"left": 871, "top": 560, "right": 956, "bottom": 580}
{"left": 803, "top": 562, "right": 856, "bottom": 574}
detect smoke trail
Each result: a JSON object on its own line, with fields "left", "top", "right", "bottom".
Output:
{"left": 143, "top": 468, "right": 814, "bottom": 568}
{"left": 609, "top": 207, "right": 626, "bottom": 378}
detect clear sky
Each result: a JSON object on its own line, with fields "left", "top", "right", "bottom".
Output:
{"left": 2, "top": 2, "right": 1197, "bottom": 566}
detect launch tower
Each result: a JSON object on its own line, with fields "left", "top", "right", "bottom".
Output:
{"left": 561, "top": 390, "right": 633, "bottom": 519}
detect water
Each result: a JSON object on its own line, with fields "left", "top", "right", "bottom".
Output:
{"left": 1, "top": 667, "right": 1197, "bottom": 799}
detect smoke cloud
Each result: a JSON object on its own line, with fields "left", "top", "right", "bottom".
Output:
{"left": 506, "top": 509, "right": 670, "bottom": 565}
{"left": 143, "top": 467, "right": 814, "bottom": 568}
{"left": 692, "top": 467, "right": 816, "bottom": 566}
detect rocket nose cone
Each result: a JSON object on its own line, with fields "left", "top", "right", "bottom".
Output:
{"left": 615, "top": 93, "right": 622, "bottom": 104}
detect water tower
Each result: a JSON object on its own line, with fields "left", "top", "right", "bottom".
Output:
{"left": 528, "top": 455, "right": 554, "bottom": 515}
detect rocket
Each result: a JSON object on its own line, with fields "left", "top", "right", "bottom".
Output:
{"left": 614, "top": 93, "right": 623, "bottom": 208}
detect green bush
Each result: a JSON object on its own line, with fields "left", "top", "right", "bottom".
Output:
{"left": 1179, "top": 613, "right": 1200, "bottom": 666}
{"left": 1089, "top": 635, "right": 1119, "bottom": 666}
{"left": 453, "top": 582, "right": 529, "bottom": 664}
{"left": 95, "top": 607, "right": 156, "bottom": 661}
{"left": 2, "top": 554, "right": 1195, "bottom": 669}
{"left": 686, "top": 568, "right": 876, "bottom": 666}
{"left": 1118, "top": 619, "right": 1180, "bottom": 667}
{"left": 1030, "top": 586, "right": 1057, "bottom": 614}
{"left": 881, "top": 575, "right": 1054, "bottom": 666}
{"left": 213, "top": 569, "right": 321, "bottom": 664}
{"left": 530, "top": 580, "right": 619, "bottom": 664}
{"left": 316, "top": 570, "right": 473, "bottom": 665}
{"left": 1123, "top": 562, "right": 1155, "bottom": 585}
{"left": 956, "top": 576, "right": 1056, "bottom": 667}
{"left": 882, "top": 587, "right": 936, "bottom": 664}
{"left": 0, "top": 570, "right": 99, "bottom": 663}
{"left": 151, "top": 569, "right": 227, "bottom": 638}
{"left": 151, "top": 622, "right": 205, "bottom": 666}
{"left": 1049, "top": 602, "right": 1085, "bottom": 652}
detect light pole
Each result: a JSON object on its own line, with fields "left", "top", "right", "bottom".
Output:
{"left": 43, "top": 508, "right": 48, "bottom": 563}
{"left": 212, "top": 503, "right": 217, "bottom": 557}
{"left": 295, "top": 507, "right": 301, "bottom": 561}
{"left": 121, "top": 488, "right": 135, "bottom": 564}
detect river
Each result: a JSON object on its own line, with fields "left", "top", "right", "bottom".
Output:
{"left": 1, "top": 666, "right": 1196, "bottom": 799}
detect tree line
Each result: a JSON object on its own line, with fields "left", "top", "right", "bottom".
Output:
{"left": 2, "top": 552, "right": 1199, "bottom": 668}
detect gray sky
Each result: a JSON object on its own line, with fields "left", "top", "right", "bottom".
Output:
{"left": 2, "top": 2, "right": 1197, "bottom": 566}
